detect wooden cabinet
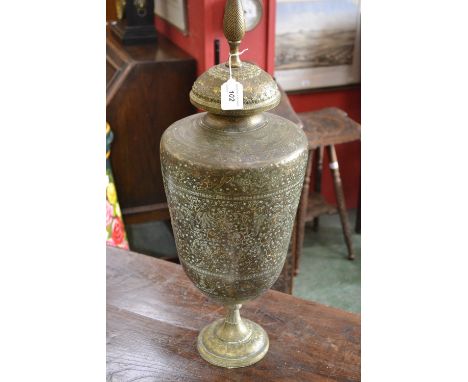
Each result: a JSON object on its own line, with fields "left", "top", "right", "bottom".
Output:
{"left": 106, "top": 28, "right": 196, "bottom": 224}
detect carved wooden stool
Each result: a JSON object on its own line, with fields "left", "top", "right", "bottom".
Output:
{"left": 294, "top": 107, "right": 360, "bottom": 273}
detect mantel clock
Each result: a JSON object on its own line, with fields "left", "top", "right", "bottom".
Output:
{"left": 242, "top": 0, "right": 263, "bottom": 31}
{"left": 111, "top": 0, "right": 157, "bottom": 45}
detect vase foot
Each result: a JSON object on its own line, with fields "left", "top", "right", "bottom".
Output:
{"left": 197, "top": 317, "right": 269, "bottom": 368}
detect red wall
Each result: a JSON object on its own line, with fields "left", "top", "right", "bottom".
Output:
{"left": 156, "top": 0, "right": 360, "bottom": 208}
{"left": 155, "top": 2, "right": 206, "bottom": 73}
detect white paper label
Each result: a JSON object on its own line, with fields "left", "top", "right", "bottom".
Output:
{"left": 221, "top": 78, "right": 244, "bottom": 110}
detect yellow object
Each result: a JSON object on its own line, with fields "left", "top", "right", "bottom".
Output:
{"left": 107, "top": 182, "right": 117, "bottom": 205}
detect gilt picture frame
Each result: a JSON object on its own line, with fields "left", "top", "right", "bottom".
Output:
{"left": 274, "top": 0, "right": 361, "bottom": 91}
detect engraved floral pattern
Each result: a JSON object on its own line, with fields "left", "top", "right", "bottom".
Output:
{"left": 190, "top": 63, "right": 280, "bottom": 114}
{"left": 161, "top": 113, "right": 308, "bottom": 304}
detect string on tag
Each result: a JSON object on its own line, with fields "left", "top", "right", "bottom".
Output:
{"left": 228, "top": 48, "right": 249, "bottom": 80}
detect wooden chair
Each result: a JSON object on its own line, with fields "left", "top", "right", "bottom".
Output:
{"left": 294, "top": 107, "right": 360, "bottom": 274}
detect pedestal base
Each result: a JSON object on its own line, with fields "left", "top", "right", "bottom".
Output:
{"left": 197, "top": 317, "right": 269, "bottom": 368}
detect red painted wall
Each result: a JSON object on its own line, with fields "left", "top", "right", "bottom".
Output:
{"left": 156, "top": 0, "right": 360, "bottom": 208}
{"left": 155, "top": 2, "right": 206, "bottom": 73}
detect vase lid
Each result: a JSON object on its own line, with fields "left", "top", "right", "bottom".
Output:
{"left": 189, "top": 0, "right": 280, "bottom": 116}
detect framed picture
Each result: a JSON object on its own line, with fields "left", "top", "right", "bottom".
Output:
{"left": 274, "top": 0, "right": 360, "bottom": 91}
{"left": 154, "top": 0, "right": 188, "bottom": 35}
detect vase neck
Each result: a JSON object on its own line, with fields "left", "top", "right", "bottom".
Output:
{"left": 214, "top": 304, "right": 251, "bottom": 342}
{"left": 202, "top": 112, "right": 266, "bottom": 133}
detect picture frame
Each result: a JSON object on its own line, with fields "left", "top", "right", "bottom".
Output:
{"left": 274, "top": 0, "right": 361, "bottom": 92}
{"left": 154, "top": 0, "right": 188, "bottom": 35}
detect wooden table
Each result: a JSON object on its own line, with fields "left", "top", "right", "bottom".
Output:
{"left": 107, "top": 246, "right": 361, "bottom": 381}
{"left": 294, "top": 108, "right": 361, "bottom": 267}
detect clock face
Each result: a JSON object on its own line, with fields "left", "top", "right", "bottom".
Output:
{"left": 242, "top": 0, "right": 263, "bottom": 31}
{"left": 134, "top": 0, "right": 148, "bottom": 17}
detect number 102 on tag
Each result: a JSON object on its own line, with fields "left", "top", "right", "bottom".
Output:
{"left": 221, "top": 78, "right": 244, "bottom": 110}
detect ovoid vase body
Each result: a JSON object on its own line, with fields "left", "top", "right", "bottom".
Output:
{"left": 161, "top": 111, "right": 308, "bottom": 306}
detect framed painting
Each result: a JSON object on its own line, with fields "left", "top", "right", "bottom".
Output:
{"left": 154, "top": 0, "right": 188, "bottom": 35}
{"left": 274, "top": 0, "right": 361, "bottom": 91}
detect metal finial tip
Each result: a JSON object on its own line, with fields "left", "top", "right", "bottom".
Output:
{"left": 223, "top": 0, "right": 246, "bottom": 68}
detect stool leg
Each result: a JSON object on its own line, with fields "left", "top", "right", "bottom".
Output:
{"left": 294, "top": 148, "right": 314, "bottom": 276}
{"left": 327, "top": 145, "right": 355, "bottom": 260}
{"left": 355, "top": 185, "right": 361, "bottom": 234}
{"left": 312, "top": 146, "right": 324, "bottom": 232}
{"left": 289, "top": 220, "right": 298, "bottom": 293}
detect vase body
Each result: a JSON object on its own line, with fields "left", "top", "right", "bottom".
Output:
{"left": 161, "top": 111, "right": 307, "bottom": 307}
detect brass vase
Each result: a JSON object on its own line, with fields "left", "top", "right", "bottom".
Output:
{"left": 161, "top": 0, "right": 308, "bottom": 368}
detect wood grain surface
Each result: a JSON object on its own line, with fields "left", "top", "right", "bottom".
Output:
{"left": 299, "top": 108, "right": 361, "bottom": 149}
{"left": 106, "top": 28, "right": 196, "bottom": 214}
{"left": 107, "top": 246, "right": 361, "bottom": 381}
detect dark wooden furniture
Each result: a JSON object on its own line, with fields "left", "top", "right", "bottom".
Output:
{"left": 110, "top": 0, "right": 157, "bottom": 45}
{"left": 355, "top": 185, "right": 361, "bottom": 234}
{"left": 294, "top": 108, "right": 360, "bottom": 272}
{"left": 106, "top": 27, "right": 196, "bottom": 225}
{"left": 106, "top": 0, "right": 117, "bottom": 21}
{"left": 107, "top": 246, "right": 361, "bottom": 381}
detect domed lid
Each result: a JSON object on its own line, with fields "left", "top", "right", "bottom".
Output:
{"left": 189, "top": 0, "right": 280, "bottom": 116}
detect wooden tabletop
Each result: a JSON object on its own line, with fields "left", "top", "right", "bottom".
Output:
{"left": 107, "top": 246, "right": 361, "bottom": 381}
{"left": 299, "top": 107, "right": 361, "bottom": 149}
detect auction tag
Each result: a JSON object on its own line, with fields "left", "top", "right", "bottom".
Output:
{"left": 221, "top": 78, "right": 243, "bottom": 110}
